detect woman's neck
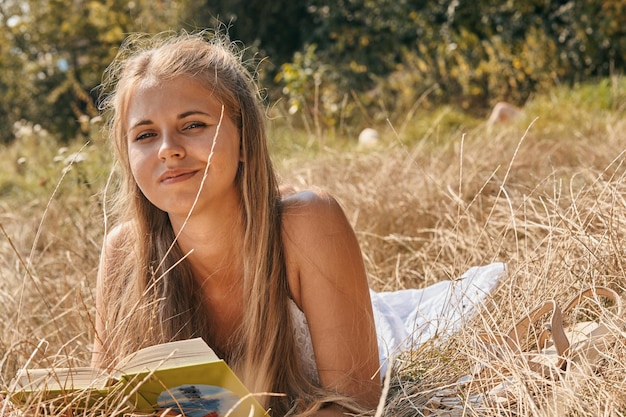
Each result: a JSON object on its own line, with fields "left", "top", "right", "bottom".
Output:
{"left": 168, "top": 205, "right": 245, "bottom": 288}
{"left": 169, "top": 208, "right": 247, "bottom": 355}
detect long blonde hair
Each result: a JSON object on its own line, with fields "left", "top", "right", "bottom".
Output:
{"left": 97, "top": 31, "right": 365, "bottom": 416}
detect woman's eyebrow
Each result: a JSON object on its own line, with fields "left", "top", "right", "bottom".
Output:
{"left": 178, "top": 110, "right": 211, "bottom": 119}
{"left": 127, "top": 111, "right": 210, "bottom": 131}
{"left": 128, "top": 119, "right": 153, "bottom": 132}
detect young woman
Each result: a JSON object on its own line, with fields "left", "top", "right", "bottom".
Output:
{"left": 93, "top": 31, "right": 504, "bottom": 416}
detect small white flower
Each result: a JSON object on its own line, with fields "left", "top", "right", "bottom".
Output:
{"left": 63, "top": 151, "right": 88, "bottom": 165}
{"left": 17, "top": 125, "right": 33, "bottom": 138}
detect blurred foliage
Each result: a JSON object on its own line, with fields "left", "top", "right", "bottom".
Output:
{"left": 275, "top": 45, "right": 358, "bottom": 138}
{"left": 0, "top": 0, "right": 189, "bottom": 143}
{"left": 286, "top": 0, "right": 625, "bottom": 131}
{"left": 184, "top": 0, "right": 315, "bottom": 71}
{"left": 0, "top": 0, "right": 624, "bottom": 143}
{"left": 0, "top": 117, "right": 111, "bottom": 202}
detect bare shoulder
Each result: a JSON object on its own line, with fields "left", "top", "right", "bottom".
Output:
{"left": 104, "top": 222, "right": 132, "bottom": 247}
{"left": 97, "top": 222, "right": 135, "bottom": 291}
{"left": 101, "top": 222, "right": 133, "bottom": 259}
{"left": 281, "top": 188, "right": 349, "bottom": 237}
{"left": 281, "top": 188, "right": 354, "bottom": 266}
{"left": 281, "top": 188, "right": 361, "bottom": 305}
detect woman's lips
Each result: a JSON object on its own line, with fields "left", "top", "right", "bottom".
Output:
{"left": 159, "top": 169, "right": 199, "bottom": 184}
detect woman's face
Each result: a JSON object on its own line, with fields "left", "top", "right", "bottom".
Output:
{"left": 125, "top": 76, "right": 242, "bottom": 220}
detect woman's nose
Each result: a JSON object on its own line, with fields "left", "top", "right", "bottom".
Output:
{"left": 158, "top": 132, "right": 186, "bottom": 160}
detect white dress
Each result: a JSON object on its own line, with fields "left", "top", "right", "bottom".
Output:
{"left": 290, "top": 262, "right": 506, "bottom": 381}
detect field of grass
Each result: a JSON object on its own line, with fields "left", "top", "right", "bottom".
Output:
{"left": 0, "top": 75, "right": 625, "bottom": 416}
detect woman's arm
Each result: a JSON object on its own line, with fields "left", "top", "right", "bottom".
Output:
{"left": 91, "top": 223, "right": 128, "bottom": 368}
{"left": 283, "top": 190, "right": 381, "bottom": 412}
{"left": 91, "top": 245, "right": 107, "bottom": 368}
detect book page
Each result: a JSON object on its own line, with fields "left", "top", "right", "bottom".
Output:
{"left": 118, "top": 338, "right": 220, "bottom": 375}
{"left": 13, "top": 367, "right": 110, "bottom": 392}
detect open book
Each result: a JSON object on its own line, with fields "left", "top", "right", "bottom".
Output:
{"left": 9, "top": 338, "right": 268, "bottom": 417}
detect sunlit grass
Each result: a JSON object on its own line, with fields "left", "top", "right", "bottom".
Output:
{"left": 1, "top": 76, "right": 625, "bottom": 415}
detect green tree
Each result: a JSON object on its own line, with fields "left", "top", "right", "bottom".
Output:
{"left": 183, "top": 0, "right": 315, "bottom": 74}
{"left": 0, "top": 0, "right": 191, "bottom": 143}
{"left": 0, "top": 2, "right": 33, "bottom": 143}
{"left": 276, "top": 0, "right": 625, "bottom": 129}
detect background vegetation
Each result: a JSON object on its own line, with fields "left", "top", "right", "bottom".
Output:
{"left": 1, "top": 74, "right": 625, "bottom": 417}
{"left": 1, "top": 0, "right": 624, "bottom": 143}
{"left": 0, "top": 1, "right": 625, "bottom": 416}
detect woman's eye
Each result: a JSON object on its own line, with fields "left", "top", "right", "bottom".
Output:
{"left": 135, "top": 132, "right": 155, "bottom": 141}
{"left": 184, "top": 122, "right": 206, "bottom": 131}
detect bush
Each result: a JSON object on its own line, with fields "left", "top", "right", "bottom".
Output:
{"left": 274, "top": 0, "right": 625, "bottom": 134}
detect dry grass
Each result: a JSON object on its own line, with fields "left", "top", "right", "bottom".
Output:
{"left": 1, "top": 77, "right": 625, "bottom": 415}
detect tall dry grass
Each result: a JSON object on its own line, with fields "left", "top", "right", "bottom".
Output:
{"left": 0, "top": 77, "right": 625, "bottom": 416}
{"left": 276, "top": 76, "right": 626, "bottom": 416}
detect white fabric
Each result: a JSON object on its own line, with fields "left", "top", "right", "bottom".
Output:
{"left": 290, "top": 262, "right": 506, "bottom": 382}
{"left": 290, "top": 301, "right": 320, "bottom": 383}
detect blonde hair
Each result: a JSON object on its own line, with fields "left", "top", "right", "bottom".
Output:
{"left": 97, "top": 31, "right": 366, "bottom": 416}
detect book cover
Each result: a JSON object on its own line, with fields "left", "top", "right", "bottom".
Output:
{"left": 10, "top": 338, "right": 268, "bottom": 417}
